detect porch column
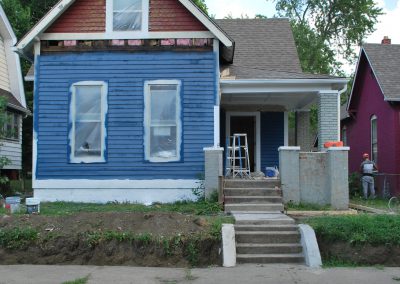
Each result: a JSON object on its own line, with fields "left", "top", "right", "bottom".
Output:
{"left": 318, "top": 91, "right": 340, "bottom": 151}
{"left": 204, "top": 147, "right": 224, "bottom": 199}
{"left": 295, "top": 110, "right": 311, "bottom": 152}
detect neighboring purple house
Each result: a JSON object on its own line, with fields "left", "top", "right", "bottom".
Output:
{"left": 342, "top": 37, "right": 400, "bottom": 196}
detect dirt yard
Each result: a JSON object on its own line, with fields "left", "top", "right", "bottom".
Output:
{"left": 0, "top": 212, "right": 223, "bottom": 267}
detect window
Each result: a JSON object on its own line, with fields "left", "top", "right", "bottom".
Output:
{"left": 144, "top": 80, "right": 181, "bottom": 163}
{"left": 371, "top": 115, "right": 378, "bottom": 163}
{"left": 1, "top": 111, "right": 19, "bottom": 141}
{"left": 107, "top": 0, "right": 149, "bottom": 33}
{"left": 69, "top": 82, "right": 108, "bottom": 163}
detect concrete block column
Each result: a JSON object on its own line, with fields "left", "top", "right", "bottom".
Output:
{"left": 204, "top": 147, "right": 224, "bottom": 199}
{"left": 327, "top": 147, "right": 350, "bottom": 210}
{"left": 318, "top": 91, "right": 339, "bottom": 151}
{"left": 279, "top": 147, "right": 301, "bottom": 204}
{"left": 295, "top": 111, "right": 311, "bottom": 152}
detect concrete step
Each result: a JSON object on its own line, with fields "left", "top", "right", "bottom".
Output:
{"left": 236, "top": 231, "right": 300, "bottom": 244}
{"left": 225, "top": 180, "right": 281, "bottom": 188}
{"left": 237, "top": 253, "right": 304, "bottom": 264}
{"left": 224, "top": 188, "right": 282, "bottom": 197}
{"left": 234, "top": 224, "right": 298, "bottom": 232}
{"left": 225, "top": 203, "right": 284, "bottom": 213}
{"left": 225, "top": 196, "right": 282, "bottom": 204}
{"left": 234, "top": 213, "right": 295, "bottom": 225}
{"left": 236, "top": 243, "right": 303, "bottom": 254}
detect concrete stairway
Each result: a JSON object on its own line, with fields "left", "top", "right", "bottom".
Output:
{"left": 224, "top": 179, "right": 304, "bottom": 264}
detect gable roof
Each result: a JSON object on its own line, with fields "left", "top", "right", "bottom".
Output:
{"left": 16, "top": 0, "right": 234, "bottom": 53}
{"left": 362, "top": 44, "right": 400, "bottom": 101}
{"left": 216, "top": 18, "right": 341, "bottom": 80}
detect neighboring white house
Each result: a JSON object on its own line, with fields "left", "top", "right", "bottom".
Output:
{"left": 0, "top": 4, "right": 28, "bottom": 179}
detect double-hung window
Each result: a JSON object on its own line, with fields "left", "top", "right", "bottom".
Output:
{"left": 371, "top": 115, "right": 378, "bottom": 163}
{"left": 69, "top": 81, "right": 108, "bottom": 163}
{"left": 144, "top": 80, "right": 181, "bottom": 163}
{"left": 1, "top": 111, "right": 19, "bottom": 141}
{"left": 107, "top": 0, "right": 149, "bottom": 33}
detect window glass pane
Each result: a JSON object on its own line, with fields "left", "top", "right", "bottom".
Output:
{"left": 74, "top": 122, "right": 102, "bottom": 157}
{"left": 113, "top": 0, "right": 142, "bottom": 31}
{"left": 150, "top": 126, "right": 177, "bottom": 158}
{"left": 13, "top": 113, "right": 19, "bottom": 139}
{"left": 75, "top": 86, "right": 101, "bottom": 121}
{"left": 150, "top": 87, "right": 177, "bottom": 125}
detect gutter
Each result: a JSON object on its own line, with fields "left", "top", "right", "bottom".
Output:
{"left": 221, "top": 78, "right": 349, "bottom": 85}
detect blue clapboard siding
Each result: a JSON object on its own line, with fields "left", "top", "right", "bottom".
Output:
{"left": 261, "top": 112, "right": 284, "bottom": 170}
{"left": 35, "top": 51, "right": 216, "bottom": 180}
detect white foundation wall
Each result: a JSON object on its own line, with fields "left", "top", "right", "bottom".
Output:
{"left": 34, "top": 179, "right": 200, "bottom": 204}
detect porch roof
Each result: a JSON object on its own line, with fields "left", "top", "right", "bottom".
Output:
{"left": 220, "top": 78, "right": 348, "bottom": 111}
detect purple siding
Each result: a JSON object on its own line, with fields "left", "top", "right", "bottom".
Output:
{"left": 344, "top": 53, "right": 400, "bottom": 195}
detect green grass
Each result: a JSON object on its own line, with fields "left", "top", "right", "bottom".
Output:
{"left": 8, "top": 200, "right": 223, "bottom": 216}
{"left": 286, "top": 202, "right": 331, "bottom": 211}
{"left": 350, "top": 196, "right": 390, "bottom": 210}
{"left": 0, "top": 227, "right": 39, "bottom": 249}
{"left": 306, "top": 214, "right": 400, "bottom": 246}
{"left": 62, "top": 276, "right": 89, "bottom": 284}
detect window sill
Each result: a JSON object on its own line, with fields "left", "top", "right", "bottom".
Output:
{"left": 69, "top": 157, "right": 106, "bottom": 164}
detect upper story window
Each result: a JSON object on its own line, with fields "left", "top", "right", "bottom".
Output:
{"left": 107, "top": 0, "right": 149, "bottom": 34}
{"left": 1, "top": 111, "right": 19, "bottom": 141}
{"left": 69, "top": 81, "right": 108, "bottom": 164}
{"left": 371, "top": 115, "right": 378, "bottom": 163}
{"left": 144, "top": 80, "right": 182, "bottom": 163}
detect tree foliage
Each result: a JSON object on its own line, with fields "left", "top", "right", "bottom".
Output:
{"left": 0, "top": 0, "right": 30, "bottom": 39}
{"left": 271, "top": 0, "right": 383, "bottom": 75}
{"left": 191, "top": 0, "right": 208, "bottom": 14}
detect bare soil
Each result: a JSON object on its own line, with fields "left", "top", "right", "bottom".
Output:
{"left": 0, "top": 212, "right": 221, "bottom": 267}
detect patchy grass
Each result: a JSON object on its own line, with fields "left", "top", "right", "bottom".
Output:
{"left": 0, "top": 227, "right": 39, "bottom": 249}
{"left": 350, "top": 196, "right": 390, "bottom": 210}
{"left": 306, "top": 214, "right": 400, "bottom": 246}
{"left": 286, "top": 202, "right": 331, "bottom": 211}
{"left": 62, "top": 275, "right": 90, "bottom": 284}
{"left": 0, "top": 200, "right": 223, "bottom": 216}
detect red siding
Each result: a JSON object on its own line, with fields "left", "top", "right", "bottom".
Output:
{"left": 149, "top": 0, "right": 208, "bottom": 31}
{"left": 46, "top": 0, "right": 106, "bottom": 33}
{"left": 344, "top": 54, "right": 400, "bottom": 195}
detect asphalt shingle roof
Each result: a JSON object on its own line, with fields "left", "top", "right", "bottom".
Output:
{"left": 363, "top": 43, "right": 400, "bottom": 100}
{"left": 215, "top": 18, "right": 339, "bottom": 80}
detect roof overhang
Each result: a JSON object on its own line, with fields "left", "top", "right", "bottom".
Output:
{"left": 221, "top": 78, "right": 348, "bottom": 111}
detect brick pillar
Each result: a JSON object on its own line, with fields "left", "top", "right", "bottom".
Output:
{"left": 318, "top": 91, "right": 339, "bottom": 151}
{"left": 296, "top": 111, "right": 311, "bottom": 152}
{"left": 204, "top": 147, "right": 224, "bottom": 199}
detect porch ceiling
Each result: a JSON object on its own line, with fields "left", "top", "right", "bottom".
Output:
{"left": 220, "top": 78, "right": 348, "bottom": 111}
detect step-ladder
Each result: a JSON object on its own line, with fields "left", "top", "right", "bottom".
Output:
{"left": 225, "top": 133, "right": 251, "bottom": 179}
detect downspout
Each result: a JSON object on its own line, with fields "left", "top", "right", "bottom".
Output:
{"left": 337, "top": 84, "right": 348, "bottom": 141}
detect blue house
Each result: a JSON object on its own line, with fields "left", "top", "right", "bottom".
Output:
{"left": 16, "top": 0, "right": 347, "bottom": 203}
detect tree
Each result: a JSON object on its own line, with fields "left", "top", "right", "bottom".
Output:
{"left": 0, "top": 0, "right": 30, "bottom": 39}
{"left": 271, "top": 0, "right": 383, "bottom": 75}
{"left": 192, "top": 0, "right": 208, "bottom": 14}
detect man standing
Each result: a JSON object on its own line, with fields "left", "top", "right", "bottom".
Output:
{"left": 360, "top": 153, "right": 378, "bottom": 199}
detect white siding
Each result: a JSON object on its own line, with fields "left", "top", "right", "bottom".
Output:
{"left": 0, "top": 35, "right": 11, "bottom": 92}
{"left": 0, "top": 114, "right": 22, "bottom": 170}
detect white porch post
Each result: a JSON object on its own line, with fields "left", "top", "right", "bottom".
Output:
{"left": 318, "top": 90, "right": 340, "bottom": 151}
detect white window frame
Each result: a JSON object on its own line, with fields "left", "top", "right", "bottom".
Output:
{"left": 106, "top": 0, "right": 149, "bottom": 36}
{"left": 370, "top": 115, "right": 378, "bottom": 163}
{"left": 69, "top": 81, "right": 108, "bottom": 164}
{"left": 144, "top": 80, "right": 182, "bottom": 163}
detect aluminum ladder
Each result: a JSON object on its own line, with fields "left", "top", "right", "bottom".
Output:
{"left": 225, "top": 133, "right": 251, "bottom": 179}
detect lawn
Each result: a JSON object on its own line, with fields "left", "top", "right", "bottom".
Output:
{"left": 350, "top": 196, "right": 390, "bottom": 211}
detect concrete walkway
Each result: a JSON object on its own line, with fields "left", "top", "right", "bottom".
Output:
{"left": 0, "top": 264, "right": 399, "bottom": 284}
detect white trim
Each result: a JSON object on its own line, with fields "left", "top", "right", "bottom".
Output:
{"left": 178, "top": 0, "right": 233, "bottom": 47}
{"left": 40, "top": 31, "right": 214, "bottom": 41}
{"left": 34, "top": 181, "right": 199, "bottom": 204}
{"left": 213, "top": 39, "right": 221, "bottom": 105}
{"left": 226, "top": 112, "right": 261, "bottom": 172}
{"left": 214, "top": 106, "right": 220, "bottom": 147}
{"left": 144, "top": 80, "right": 182, "bottom": 163}
{"left": 221, "top": 78, "right": 349, "bottom": 85}
{"left": 16, "top": 0, "right": 75, "bottom": 50}
{"left": 69, "top": 81, "right": 108, "bottom": 164}
{"left": 0, "top": 5, "right": 17, "bottom": 45}
{"left": 284, "top": 112, "right": 289, "bottom": 146}
{"left": 326, "top": 147, "right": 350, "bottom": 151}
{"left": 32, "top": 129, "right": 38, "bottom": 181}
{"left": 25, "top": 75, "right": 34, "bottom": 82}
{"left": 278, "top": 146, "right": 300, "bottom": 151}
{"left": 106, "top": 0, "right": 149, "bottom": 37}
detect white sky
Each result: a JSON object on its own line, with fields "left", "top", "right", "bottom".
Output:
{"left": 205, "top": 0, "right": 400, "bottom": 75}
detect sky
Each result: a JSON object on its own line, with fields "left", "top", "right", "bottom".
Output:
{"left": 204, "top": 0, "right": 400, "bottom": 74}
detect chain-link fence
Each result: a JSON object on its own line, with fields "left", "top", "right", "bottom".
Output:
{"left": 374, "top": 174, "right": 400, "bottom": 198}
